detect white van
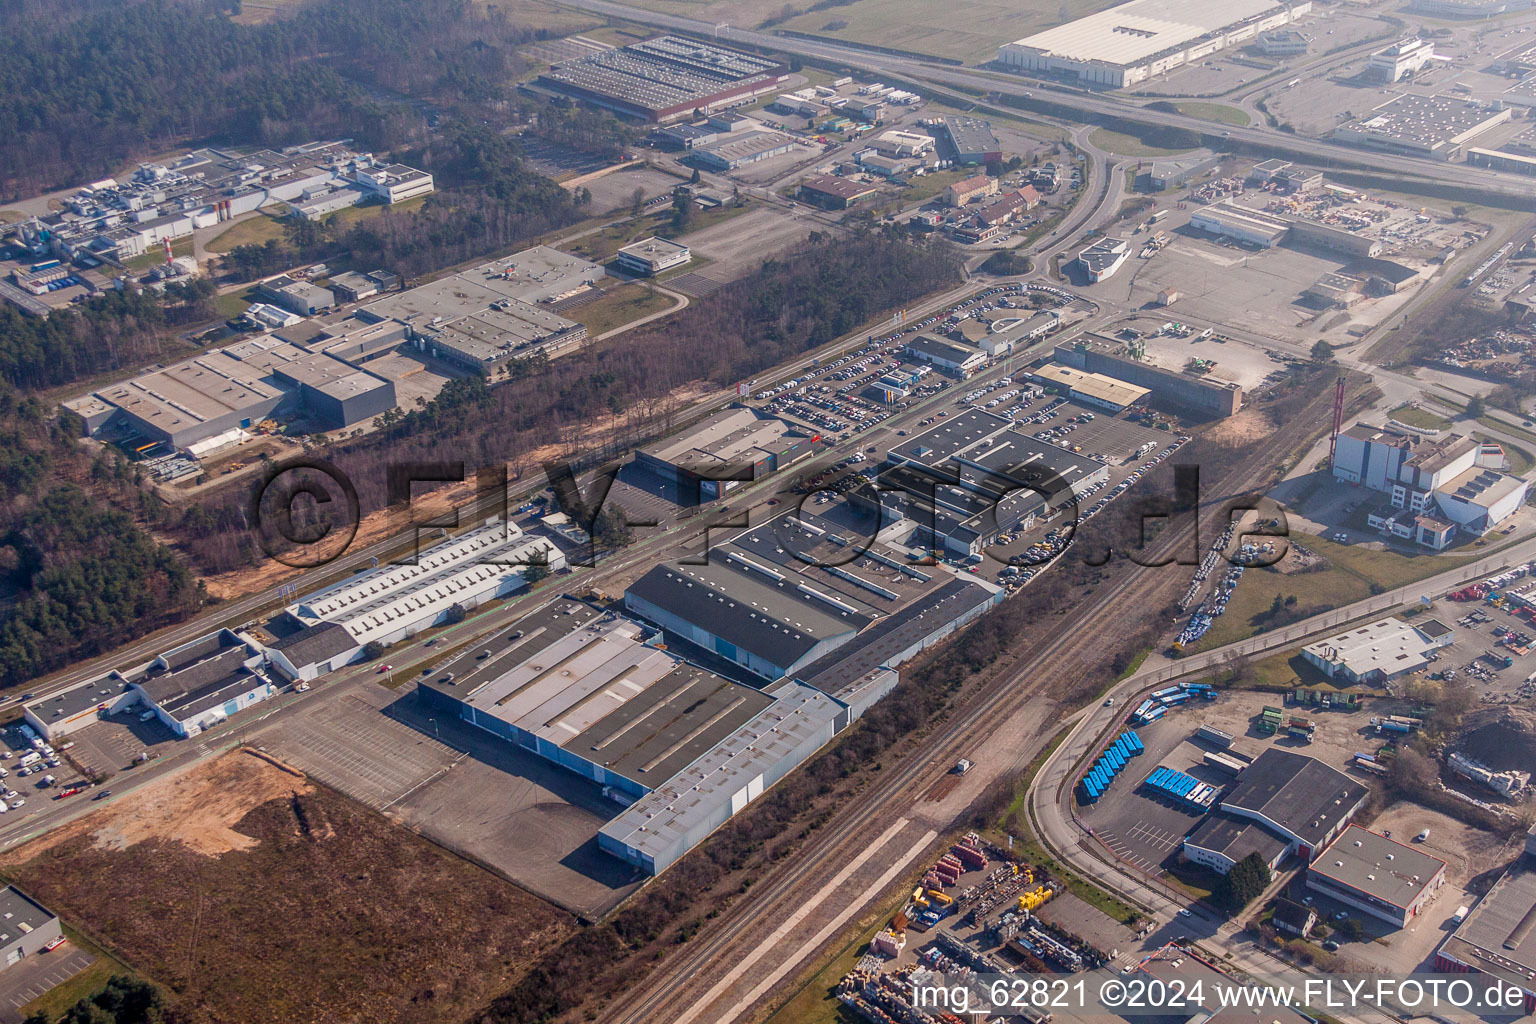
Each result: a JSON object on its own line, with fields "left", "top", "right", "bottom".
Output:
{"left": 17, "top": 752, "right": 39, "bottom": 768}
{"left": 139, "top": 710, "right": 156, "bottom": 722}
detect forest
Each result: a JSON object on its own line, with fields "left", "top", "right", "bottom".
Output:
{"left": 0, "top": 0, "right": 547, "bottom": 196}
{"left": 0, "top": 281, "right": 216, "bottom": 391}
{"left": 179, "top": 231, "right": 964, "bottom": 573}
{"left": 220, "top": 125, "right": 590, "bottom": 282}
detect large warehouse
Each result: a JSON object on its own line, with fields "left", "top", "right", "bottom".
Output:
{"left": 1300, "top": 616, "right": 1455, "bottom": 683}
{"left": 873, "top": 408, "right": 1110, "bottom": 557}
{"left": 282, "top": 519, "right": 563, "bottom": 652}
{"left": 635, "top": 406, "right": 817, "bottom": 500}
{"left": 998, "top": 0, "right": 1312, "bottom": 88}
{"left": 364, "top": 250, "right": 600, "bottom": 372}
{"left": 1436, "top": 827, "right": 1536, "bottom": 1015}
{"left": 1334, "top": 94, "right": 1512, "bottom": 161}
{"left": 624, "top": 509, "right": 1002, "bottom": 682}
{"left": 1056, "top": 338, "right": 1243, "bottom": 418}
{"left": 414, "top": 599, "right": 848, "bottom": 875}
{"left": 537, "top": 36, "right": 789, "bottom": 123}
{"left": 26, "top": 629, "right": 282, "bottom": 741}
{"left": 1308, "top": 825, "right": 1447, "bottom": 928}
{"left": 1183, "top": 749, "right": 1367, "bottom": 871}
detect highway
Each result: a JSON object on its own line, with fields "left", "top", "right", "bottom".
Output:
{"left": 549, "top": 0, "right": 1536, "bottom": 204}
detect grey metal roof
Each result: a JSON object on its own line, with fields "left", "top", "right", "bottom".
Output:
{"left": 267, "top": 621, "right": 358, "bottom": 669}
{"left": 1219, "top": 749, "right": 1367, "bottom": 848}
{"left": 599, "top": 680, "right": 841, "bottom": 865}
{"left": 0, "top": 886, "right": 56, "bottom": 946}
{"left": 1310, "top": 825, "right": 1446, "bottom": 909}
{"left": 1439, "top": 855, "right": 1536, "bottom": 988}
{"left": 1184, "top": 810, "right": 1289, "bottom": 865}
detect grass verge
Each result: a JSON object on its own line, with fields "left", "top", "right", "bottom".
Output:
{"left": 1175, "top": 102, "right": 1250, "bottom": 127}
{"left": 1088, "top": 128, "right": 1195, "bottom": 158}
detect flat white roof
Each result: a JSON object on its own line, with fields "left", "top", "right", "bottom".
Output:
{"left": 1007, "top": 0, "right": 1283, "bottom": 67}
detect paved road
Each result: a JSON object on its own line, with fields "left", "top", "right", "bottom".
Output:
{"left": 548, "top": 0, "right": 1536, "bottom": 204}
{"left": 1024, "top": 535, "right": 1536, "bottom": 1020}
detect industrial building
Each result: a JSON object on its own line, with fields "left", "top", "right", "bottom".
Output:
{"left": 1075, "top": 237, "right": 1130, "bottom": 282}
{"left": 282, "top": 519, "right": 563, "bottom": 652}
{"left": 614, "top": 237, "right": 692, "bottom": 276}
{"left": 1307, "top": 825, "right": 1447, "bottom": 928}
{"left": 1435, "top": 826, "right": 1536, "bottom": 1015}
{"left": 623, "top": 508, "right": 1003, "bottom": 681}
{"left": 353, "top": 163, "right": 436, "bottom": 204}
{"left": 1333, "top": 95, "right": 1513, "bottom": 161}
{"left": 869, "top": 129, "right": 935, "bottom": 158}
{"left": 904, "top": 335, "right": 988, "bottom": 378}
{"left": 1190, "top": 201, "right": 1291, "bottom": 248}
{"left": 1028, "top": 363, "right": 1150, "bottom": 413}
{"left": 1181, "top": 812, "right": 1291, "bottom": 873}
{"left": 26, "top": 629, "right": 283, "bottom": 740}
{"left": 403, "top": 508, "right": 1005, "bottom": 875}
{"left": 1300, "top": 616, "right": 1455, "bottom": 684}
{"left": 687, "top": 128, "right": 799, "bottom": 171}
{"left": 0, "top": 888, "right": 63, "bottom": 971}
{"left": 1183, "top": 749, "right": 1367, "bottom": 870}
{"left": 635, "top": 407, "right": 817, "bottom": 499}
{"left": 536, "top": 36, "right": 788, "bottom": 123}
{"left": 797, "top": 175, "right": 881, "bottom": 210}
{"left": 998, "top": 0, "right": 1312, "bottom": 88}
{"left": 363, "top": 247, "right": 600, "bottom": 369}
{"left": 1254, "top": 29, "right": 1309, "bottom": 55}
{"left": 599, "top": 678, "right": 843, "bottom": 873}
{"left": 1191, "top": 197, "right": 1387, "bottom": 257}
{"left": 1138, "top": 151, "right": 1218, "bottom": 191}
{"left": 1333, "top": 422, "right": 1529, "bottom": 539}
{"left": 944, "top": 175, "right": 999, "bottom": 207}
{"left": 1057, "top": 337, "right": 1243, "bottom": 418}
{"left": 1367, "top": 37, "right": 1437, "bottom": 83}
{"left": 64, "top": 320, "right": 399, "bottom": 449}
{"left": 929, "top": 117, "right": 1002, "bottom": 166}
{"left": 1128, "top": 944, "right": 1316, "bottom": 1024}
{"left": 872, "top": 408, "right": 1111, "bottom": 557}
{"left": 124, "top": 629, "right": 279, "bottom": 738}
{"left": 256, "top": 275, "right": 334, "bottom": 316}
{"left": 4, "top": 142, "right": 430, "bottom": 264}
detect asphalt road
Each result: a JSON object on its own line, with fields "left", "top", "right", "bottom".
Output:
{"left": 1023, "top": 534, "right": 1536, "bottom": 1017}
{"left": 547, "top": 0, "right": 1536, "bottom": 204}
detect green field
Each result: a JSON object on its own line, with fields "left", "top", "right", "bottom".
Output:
{"left": 1388, "top": 404, "right": 1452, "bottom": 431}
{"left": 1088, "top": 128, "right": 1197, "bottom": 158}
{"left": 561, "top": 203, "right": 748, "bottom": 263}
{"left": 614, "top": 0, "right": 1116, "bottom": 64}
{"left": 1190, "top": 531, "right": 1482, "bottom": 653}
{"left": 1175, "top": 102, "right": 1251, "bottom": 127}
{"left": 572, "top": 283, "right": 677, "bottom": 336}
{"left": 122, "top": 237, "right": 193, "bottom": 272}
{"left": 207, "top": 213, "right": 288, "bottom": 253}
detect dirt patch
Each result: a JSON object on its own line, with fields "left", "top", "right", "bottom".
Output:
{"left": 0, "top": 750, "right": 310, "bottom": 860}
{"left": 3, "top": 750, "right": 573, "bottom": 1024}
{"left": 1272, "top": 540, "right": 1331, "bottom": 576}
{"left": 1199, "top": 407, "right": 1275, "bottom": 448}
{"left": 1456, "top": 706, "right": 1536, "bottom": 776}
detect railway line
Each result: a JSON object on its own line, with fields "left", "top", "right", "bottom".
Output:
{"left": 608, "top": 374, "right": 1349, "bottom": 1024}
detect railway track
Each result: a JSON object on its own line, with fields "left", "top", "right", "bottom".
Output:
{"left": 610, "top": 380, "right": 1345, "bottom": 1024}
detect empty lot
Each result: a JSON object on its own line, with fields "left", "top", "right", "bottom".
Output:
{"left": 0, "top": 750, "right": 572, "bottom": 1024}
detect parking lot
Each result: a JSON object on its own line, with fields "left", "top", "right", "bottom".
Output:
{"left": 0, "top": 723, "right": 94, "bottom": 823}
{"left": 1079, "top": 689, "right": 1394, "bottom": 878}
{"left": 257, "top": 677, "right": 642, "bottom": 918}
{"left": 260, "top": 680, "right": 461, "bottom": 811}
{"left": 0, "top": 943, "right": 94, "bottom": 1024}
{"left": 64, "top": 716, "right": 177, "bottom": 779}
